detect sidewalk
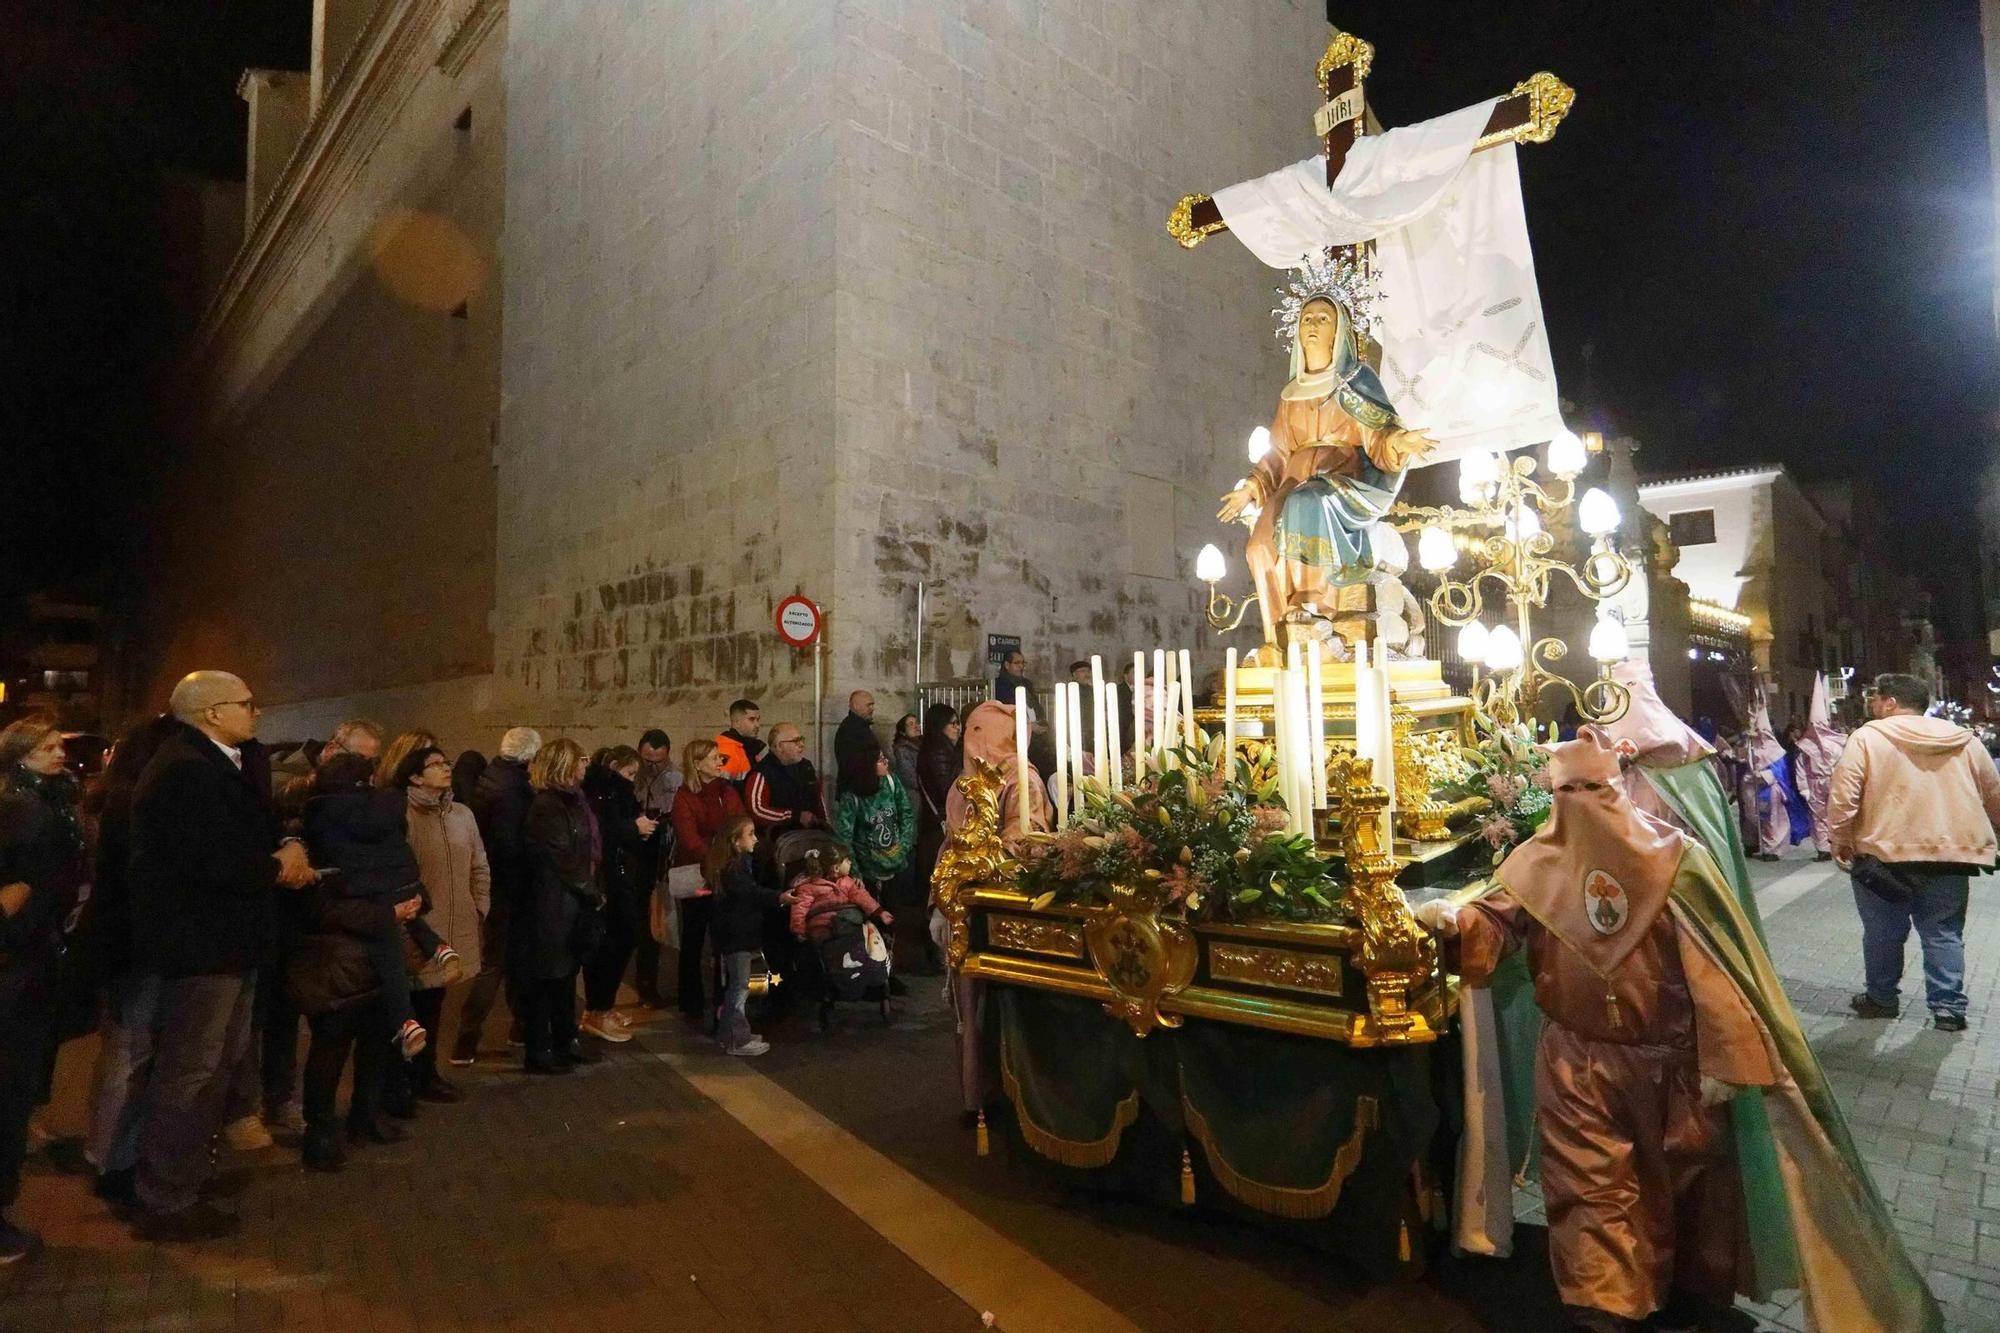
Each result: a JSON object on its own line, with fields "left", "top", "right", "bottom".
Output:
{"left": 1735, "top": 851, "right": 2000, "bottom": 1332}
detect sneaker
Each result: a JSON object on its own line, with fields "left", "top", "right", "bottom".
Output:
{"left": 223, "top": 1114, "right": 274, "bottom": 1152}
{"left": 1849, "top": 993, "right": 1899, "bottom": 1020}
{"left": 394, "top": 1019, "right": 428, "bottom": 1059}
{"left": 132, "top": 1200, "right": 238, "bottom": 1244}
{"left": 263, "top": 1101, "right": 306, "bottom": 1135}
{"left": 447, "top": 1045, "right": 479, "bottom": 1067}
{"left": 726, "top": 1038, "right": 772, "bottom": 1057}
{"left": 579, "top": 1012, "right": 633, "bottom": 1043}
{"left": 416, "top": 945, "right": 467, "bottom": 989}
{"left": 1933, "top": 1011, "right": 1968, "bottom": 1032}
{"left": 0, "top": 1218, "right": 42, "bottom": 1264}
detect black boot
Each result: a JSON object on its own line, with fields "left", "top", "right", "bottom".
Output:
{"left": 345, "top": 1116, "right": 407, "bottom": 1147}
{"left": 301, "top": 1123, "right": 346, "bottom": 1173}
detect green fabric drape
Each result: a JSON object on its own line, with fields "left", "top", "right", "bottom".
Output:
{"left": 991, "top": 983, "right": 1435, "bottom": 1264}
{"left": 1640, "top": 758, "right": 1765, "bottom": 941}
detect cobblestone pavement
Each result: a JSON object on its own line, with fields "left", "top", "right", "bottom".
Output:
{"left": 2, "top": 849, "right": 1992, "bottom": 1331}
{"left": 1733, "top": 850, "right": 2000, "bottom": 1332}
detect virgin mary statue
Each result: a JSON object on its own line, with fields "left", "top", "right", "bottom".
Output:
{"left": 1217, "top": 255, "right": 1433, "bottom": 654}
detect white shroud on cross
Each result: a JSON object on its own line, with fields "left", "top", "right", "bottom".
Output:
{"left": 1172, "top": 29, "right": 1576, "bottom": 466}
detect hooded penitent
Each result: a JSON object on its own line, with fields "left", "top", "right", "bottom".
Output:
{"left": 1593, "top": 663, "right": 1762, "bottom": 935}
{"left": 945, "top": 699, "right": 1053, "bottom": 841}
{"left": 1449, "top": 731, "right": 1942, "bottom": 1331}
{"left": 1745, "top": 687, "right": 1804, "bottom": 855}
{"left": 1791, "top": 674, "right": 1847, "bottom": 855}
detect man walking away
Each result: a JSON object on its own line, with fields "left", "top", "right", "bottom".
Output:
{"left": 454, "top": 726, "right": 540, "bottom": 1065}
{"left": 127, "top": 672, "right": 314, "bottom": 1241}
{"left": 1829, "top": 673, "right": 2000, "bottom": 1032}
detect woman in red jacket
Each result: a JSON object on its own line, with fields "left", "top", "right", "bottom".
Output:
{"left": 668, "top": 739, "right": 744, "bottom": 1021}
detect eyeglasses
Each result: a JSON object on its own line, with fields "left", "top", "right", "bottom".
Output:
{"left": 423, "top": 758, "right": 451, "bottom": 770}
{"left": 211, "top": 698, "right": 258, "bottom": 713}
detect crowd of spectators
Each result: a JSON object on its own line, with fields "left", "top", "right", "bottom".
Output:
{"left": 0, "top": 659, "right": 997, "bottom": 1263}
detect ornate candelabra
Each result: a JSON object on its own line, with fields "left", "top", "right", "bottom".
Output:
{"left": 1392, "top": 432, "right": 1633, "bottom": 727}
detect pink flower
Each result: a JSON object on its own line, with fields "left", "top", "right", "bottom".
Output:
{"left": 1485, "top": 773, "right": 1525, "bottom": 807}
{"left": 1116, "top": 825, "right": 1148, "bottom": 858}
{"left": 1055, "top": 829, "right": 1095, "bottom": 879}
{"left": 1253, "top": 805, "right": 1290, "bottom": 834}
{"left": 1481, "top": 814, "right": 1516, "bottom": 849}
{"left": 1163, "top": 862, "right": 1208, "bottom": 905}
{"left": 1530, "top": 766, "right": 1554, "bottom": 791}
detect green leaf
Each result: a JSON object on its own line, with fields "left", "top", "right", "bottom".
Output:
{"left": 1233, "top": 888, "right": 1262, "bottom": 904}
{"left": 1030, "top": 891, "right": 1056, "bottom": 911}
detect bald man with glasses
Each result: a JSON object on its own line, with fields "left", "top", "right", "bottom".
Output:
{"left": 125, "top": 671, "right": 314, "bottom": 1242}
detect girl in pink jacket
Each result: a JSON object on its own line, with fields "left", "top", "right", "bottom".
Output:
{"left": 787, "top": 849, "right": 893, "bottom": 940}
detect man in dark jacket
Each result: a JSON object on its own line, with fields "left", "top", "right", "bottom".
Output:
{"left": 746, "top": 724, "right": 827, "bottom": 845}
{"left": 833, "top": 691, "right": 879, "bottom": 793}
{"left": 453, "top": 726, "right": 540, "bottom": 1065}
{"left": 127, "top": 671, "right": 313, "bottom": 1242}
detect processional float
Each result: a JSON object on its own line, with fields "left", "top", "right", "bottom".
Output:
{"left": 934, "top": 27, "right": 1635, "bottom": 1271}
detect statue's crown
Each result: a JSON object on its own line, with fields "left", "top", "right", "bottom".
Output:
{"left": 1273, "top": 249, "right": 1382, "bottom": 349}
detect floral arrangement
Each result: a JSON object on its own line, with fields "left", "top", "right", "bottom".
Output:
{"left": 1434, "top": 722, "right": 1553, "bottom": 864}
{"left": 1013, "top": 735, "right": 1346, "bottom": 924}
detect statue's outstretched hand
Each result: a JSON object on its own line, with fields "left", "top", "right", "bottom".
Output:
{"left": 1217, "top": 485, "right": 1255, "bottom": 523}
{"left": 1384, "top": 428, "right": 1437, "bottom": 469}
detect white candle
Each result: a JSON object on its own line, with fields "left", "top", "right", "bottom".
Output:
{"left": 1271, "top": 664, "right": 1292, "bottom": 833}
{"left": 1161, "top": 651, "right": 1178, "bottom": 769}
{"left": 1014, "top": 687, "right": 1030, "bottom": 836}
{"left": 1052, "top": 678, "right": 1069, "bottom": 827}
{"left": 1132, "top": 651, "right": 1147, "bottom": 778}
{"left": 1354, "top": 639, "right": 1379, "bottom": 836}
{"left": 1152, "top": 649, "right": 1167, "bottom": 768}
{"left": 1067, "top": 681, "right": 1086, "bottom": 808}
{"left": 1376, "top": 655, "right": 1398, "bottom": 843}
{"left": 1306, "top": 645, "right": 1327, "bottom": 810}
{"left": 1178, "top": 648, "right": 1196, "bottom": 752}
{"left": 1223, "top": 647, "right": 1238, "bottom": 780}
{"left": 1090, "top": 656, "right": 1107, "bottom": 791}
{"left": 1289, "top": 665, "right": 1314, "bottom": 838}
{"left": 1106, "top": 685, "right": 1124, "bottom": 792}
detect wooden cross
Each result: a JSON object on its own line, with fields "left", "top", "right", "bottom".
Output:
{"left": 1168, "top": 28, "right": 1574, "bottom": 251}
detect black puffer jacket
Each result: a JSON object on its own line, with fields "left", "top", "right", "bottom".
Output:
{"left": 471, "top": 757, "right": 533, "bottom": 913}
{"left": 289, "top": 776, "right": 420, "bottom": 1015}
{"left": 581, "top": 764, "right": 646, "bottom": 907}
{"left": 284, "top": 879, "right": 396, "bottom": 1016}
{"left": 302, "top": 784, "right": 422, "bottom": 906}
{"left": 0, "top": 767, "right": 86, "bottom": 998}
{"left": 521, "top": 787, "right": 601, "bottom": 980}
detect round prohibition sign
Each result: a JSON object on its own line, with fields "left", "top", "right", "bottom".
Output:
{"left": 775, "top": 594, "right": 822, "bottom": 648}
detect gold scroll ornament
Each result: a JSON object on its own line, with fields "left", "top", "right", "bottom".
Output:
{"left": 1336, "top": 754, "right": 1441, "bottom": 1045}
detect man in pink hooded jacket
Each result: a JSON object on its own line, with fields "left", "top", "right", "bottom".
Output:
{"left": 1827, "top": 673, "right": 2000, "bottom": 1031}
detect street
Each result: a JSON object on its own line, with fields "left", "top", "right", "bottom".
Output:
{"left": 4, "top": 851, "right": 1997, "bottom": 1332}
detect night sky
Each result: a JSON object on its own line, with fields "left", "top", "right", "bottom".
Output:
{"left": 1, "top": 3, "right": 1994, "bottom": 632}
{"left": 1334, "top": 2, "right": 1997, "bottom": 524}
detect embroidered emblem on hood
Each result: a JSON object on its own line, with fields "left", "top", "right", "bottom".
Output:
{"left": 1584, "top": 869, "right": 1629, "bottom": 936}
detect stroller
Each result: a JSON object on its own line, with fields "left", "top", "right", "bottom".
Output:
{"left": 774, "top": 829, "right": 894, "bottom": 1030}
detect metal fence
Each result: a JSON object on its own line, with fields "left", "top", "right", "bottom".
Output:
{"left": 917, "top": 677, "right": 991, "bottom": 719}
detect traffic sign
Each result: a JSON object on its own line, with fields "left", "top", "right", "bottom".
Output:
{"left": 775, "top": 594, "right": 822, "bottom": 648}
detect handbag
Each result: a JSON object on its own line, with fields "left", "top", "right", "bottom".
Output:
{"left": 1851, "top": 854, "right": 1917, "bottom": 904}
{"left": 666, "top": 862, "right": 706, "bottom": 901}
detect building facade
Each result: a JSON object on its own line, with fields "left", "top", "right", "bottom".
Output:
{"left": 131, "top": 0, "right": 1334, "bottom": 758}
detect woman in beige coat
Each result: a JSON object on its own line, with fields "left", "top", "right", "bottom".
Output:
{"left": 396, "top": 745, "right": 490, "bottom": 1102}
